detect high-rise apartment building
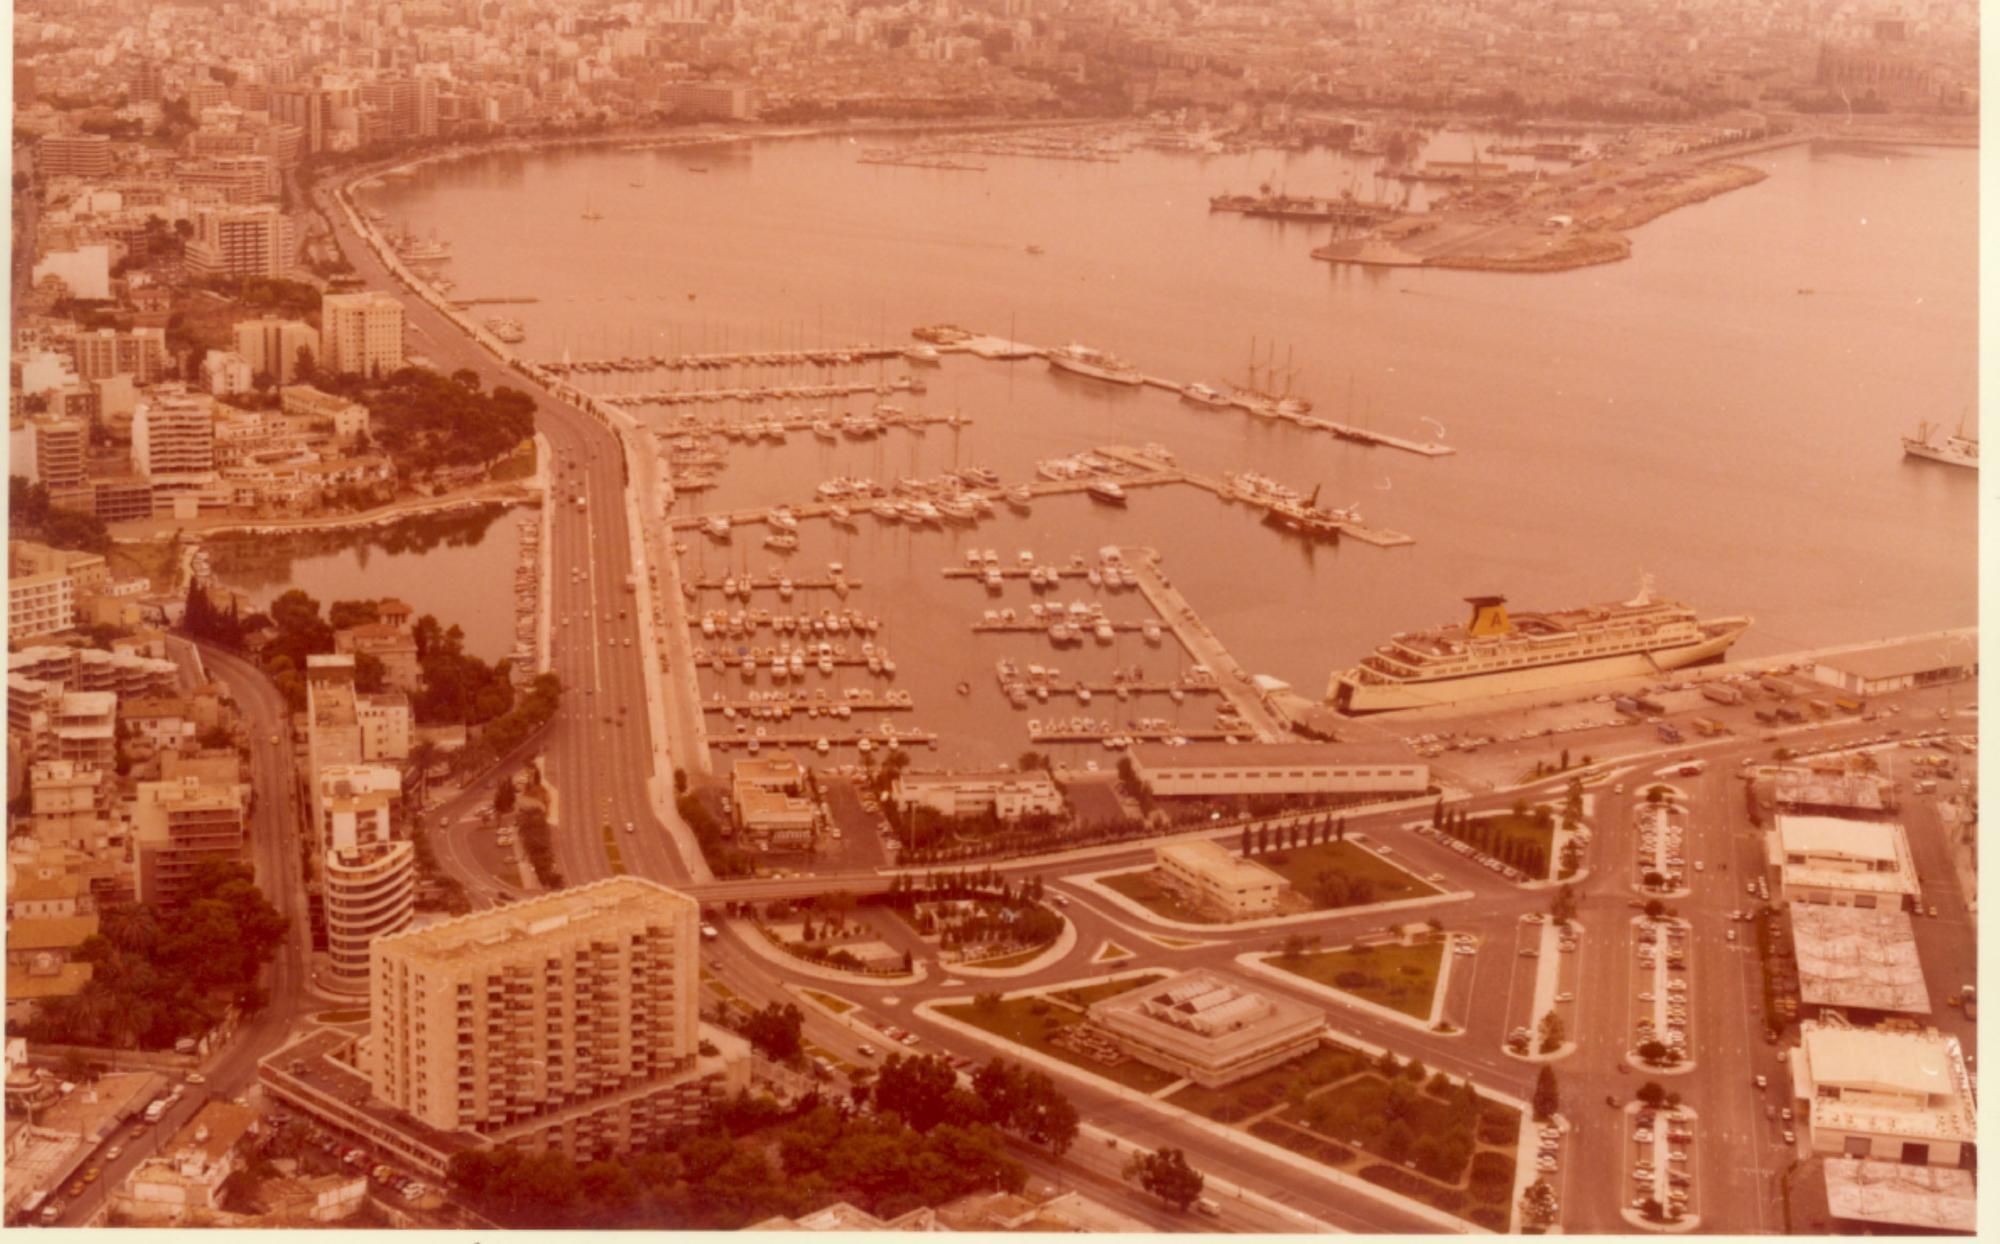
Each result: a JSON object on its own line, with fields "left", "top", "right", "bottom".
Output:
{"left": 132, "top": 387, "right": 217, "bottom": 478}
{"left": 235, "top": 317, "right": 320, "bottom": 383}
{"left": 319, "top": 292, "right": 405, "bottom": 376}
{"left": 366, "top": 877, "right": 711, "bottom": 1158}
{"left": 184, "top": 205, "right": 295, "bottom": 281}
{"left": 36, "top": 133, "right": 112, "bottom": 177}
{"left": 32, "top": 418, "right": 88, "bottom": 490}
{"left": 70, "top": 326, "right": 168, "bottom": 385}
{"left": 132, "top": 775, "right": 247, "bottom": 905}
{"left": 317, "top": 763, "right": 413, "bottom": 990}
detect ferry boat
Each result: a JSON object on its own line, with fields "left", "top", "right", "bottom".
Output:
{"left": 1328, "top": 584, "right": 1752, "bottom": 715}
{"left": 1046, "top": 344, "right": 1142, "bottom": 387}
{"left": 1902, "top": 419, "right": 1978, "bottom": 471}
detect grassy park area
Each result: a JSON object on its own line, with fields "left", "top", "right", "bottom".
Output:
{"left": 938, "top": 975, "right": 1176, "bottom": 1093}
{"left": 1271, "top": 940, "right": 1445, "bottom": 1019}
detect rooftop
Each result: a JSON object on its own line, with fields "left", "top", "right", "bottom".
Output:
{"left": 1787, "top": 903, "right": 1930, "bottom": 1014}
{"left": 1800, "top": 1024, "right": 1976, "bottom": 1144}
{"left": 372, "top": 875, "right": 696, "bottom": 966}
{"left": 164, "top": 1099, "right": 260, "bottom": 1166}
{"left": 1776, "top": 814, "right": 1905, "bottom": 863}
{"left": 1131, "top": 740, "right": 1418, "bottom": 769}
{"left": 1821, "top": 1158, "right": 1977, "bottom": 1234}
{"left": 1157, "top": 838, "right": 1289, "bottom": 891}
{"left": 1815, "top": 634, "right": 1976, "bottom": 682}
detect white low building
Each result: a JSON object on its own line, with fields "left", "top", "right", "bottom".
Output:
{"left": 1086, "top": 969, "right": 1323, "bottom": 1088}
{"left": 1792, "top": 1022, "right": 1976, "bottom": 1168}
{"left": 890, "top": 769, "right": 1064, "bottom": 821}
{"left": 1128, "top": 742, "right": 1428, "bottom": 799}
{"left": 1768, "top": 815, "right": 1919, "bottom": 910}
{"left": 1154, "top": 839, "right": 1290, "bottom": 918}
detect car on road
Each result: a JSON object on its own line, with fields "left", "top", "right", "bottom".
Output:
{"left": 699, "top": 923, "right": 720, "bottom": 940}
{"left": 269, "top": 733, "right": 281, "bottom": 745}
{"left": 899, "top": 1032, "right": 920, "bottom": 1046}
{"left": 1928, "top": 905, "right": 1939, "bottom": 917}
{"left": 82, "top": 1167, "right": 99, "bottom": 1184}
{"left": 105, "top": 1146, "right": 121, "bottom": 1161}
{"left": 625, "top": 821, "right": 635, "bottom": 834}
{"left": 66, "top": 1181, "right": 84, "bottom": 1198}
{"left": 856, "top": 1044, "right": 877, "bottom": 1058}
{"left": 185, "top": 1072, "right": 205, "bottom": 1085}
{"left": 1782, "top": 1130, "right": 1796, "bottom": 1145}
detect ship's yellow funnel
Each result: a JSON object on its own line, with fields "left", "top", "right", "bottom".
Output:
{"left": 1464, "top": 595, "right": 1512, "bottom": 637}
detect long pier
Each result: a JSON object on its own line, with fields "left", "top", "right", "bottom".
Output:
{"left": 690, "top": 575, "right": 863, "bottom": 595}
{"left": 1116, "top": 546, "right": 1288, "bottom": 742}
{"left": 1092, "top": 445, "right": 1416, "bottom": 547}
{"left": 710, "top": 730, "right": 938, "bottom": 752}
{"left": 599, "top": 377, "right": 924, "bottom": 407}
{"left": 911, "top": 328, "right": 1454, "bottom": 459}
{"left": 1027, "top": 725, "right": 1248, "bottom": 745}
{"left": 705, "top": 697, "right": 913, "bottom": 715}
{"left": 540, "top": 345, "right": 908, "bottom": 376}
{"left": 449, "top": 296, "right": 542, "bottom": 307}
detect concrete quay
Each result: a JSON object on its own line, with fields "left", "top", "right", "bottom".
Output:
{"left": 1115, "top": 546, "right": 1288, "bottom": 742}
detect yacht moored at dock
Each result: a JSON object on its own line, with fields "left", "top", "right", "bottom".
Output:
{"left": 1329, "top": 584, "right": 1751, "bottom": 714}
{"left": 1046, "top": 343, "right": 1142, "bottom": 386}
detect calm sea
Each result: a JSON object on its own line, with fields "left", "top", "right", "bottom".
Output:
{"left": 349, "top": 134, "right": 1977, "bottom": 763}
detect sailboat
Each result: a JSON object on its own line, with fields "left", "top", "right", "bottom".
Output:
{"left": 1233, "top": 338, "right": 1312, "bottom": 416}
{"left": 581, "top": 194, "right": 603, "bottom": 222}
{"left": 1902, "top": 415, "right": 1979, "bottom": 470}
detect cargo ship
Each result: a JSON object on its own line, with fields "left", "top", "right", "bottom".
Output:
{"left": 1329, "top": 584, "right": 1751, "bottom": 714}
{"left": 1046, "top": 344, "right": 1141, "bottom": 386}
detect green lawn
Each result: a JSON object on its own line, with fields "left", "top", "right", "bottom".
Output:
{"left": 938, "top": 983, "right": 1181, "bottom": 1093}
{"left": 1254, "top": 841, "right": 1441, "bottom": 907}
{"left": 1100, "top": 871, "right": 1218, "bottom": 923}
{"left": 1167, "top": 1042, "right": 1367, "bottom": 1123}
{"left": 1048, "top": 974, "right": 1165, "bottom": 1010}
{"left": 1094, "top": 942, "right": 1133, "bottom": 963}
{"left": 1165, "top": 1037, "right": 1520, "bottom": 1229}
{"left": 489, "top": 438, "right": 537, "bottom": 482}
{"left": 1270, "top": 940, "right": 1445, "bottom": 1019}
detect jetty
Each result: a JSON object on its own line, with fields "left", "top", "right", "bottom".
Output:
{"left": 704, "top": 697, "right": 914, "bottom": 715}
{"left": 598, "top": 377, "right": 924, "bottom": 407}
{"left": 1092, "top": 446, "right": 1417, "bottom": 547}
{"left": 1115, "top": 546, "right": 1288, "bottom": 742}
{"left": 449, "top": 296, "right": 542, "bottom": 307}
{"left": 909, "top": 325, "right": 1455, "bottom": 460}
{"left": 688, "top": 574, "right": 861, "bottom": 595}
{"left": 710, "top": 730, "right": 938, "bottom": 752}
{"left": 539, "top": 345, "right": 907, "bottom": 376}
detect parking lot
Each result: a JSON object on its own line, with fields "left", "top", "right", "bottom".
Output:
{"left": 1627, "top": 915, "right": 1693, "bottom": 1071}
{"left": 1631, "top": 792, "right": 1689, "bottom": 896}
{"left": 1624, "top": 1101, "right": 1699, "bottom": 1226}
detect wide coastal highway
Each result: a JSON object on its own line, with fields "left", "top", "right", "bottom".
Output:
{"left": 313, "top": 178, "right": 698, "bottom": 892}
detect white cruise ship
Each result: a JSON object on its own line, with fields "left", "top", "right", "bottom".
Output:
{"left": 1329, "top": 584, "right": 1751, "bottom": 714}
{"left": 1046, "top": 344, "right": 1141, "bottom": 386}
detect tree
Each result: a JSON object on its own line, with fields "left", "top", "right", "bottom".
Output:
{"left": 873, "top": 1053, "right": 961, "bottom": 1132}
{"left": 1127, "top": 1147, "right": 1204, "bottom": 1212}
{"left": 1538, "top": 1009, "right": 1565, "bottom": 1053}
{"left": 741, "top": 1002, "right": 805, "bottom": 1063}
{"left": 1336, "top": 815, "right": 1347, "bottom": 842}
{"left": 1550, "top": 883, "right": 1577, "bottom": 925}
{"left": 493, "top": 778, "right": 517, "bottom": 817}
{"left": 1532, "top": 1066, "right": 1560, "bottom": 1121}
{"left": 1635, "top": 1081, "right": 1669, "bottom": 1108}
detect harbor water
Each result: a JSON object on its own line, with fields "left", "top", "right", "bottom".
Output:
{"left": 361, "top": 135, "right": 1975, "bottom": 765}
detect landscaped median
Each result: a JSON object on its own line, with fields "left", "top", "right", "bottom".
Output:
{"left": 921, "top": 971, "right": 1523, "bottom": 1232}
